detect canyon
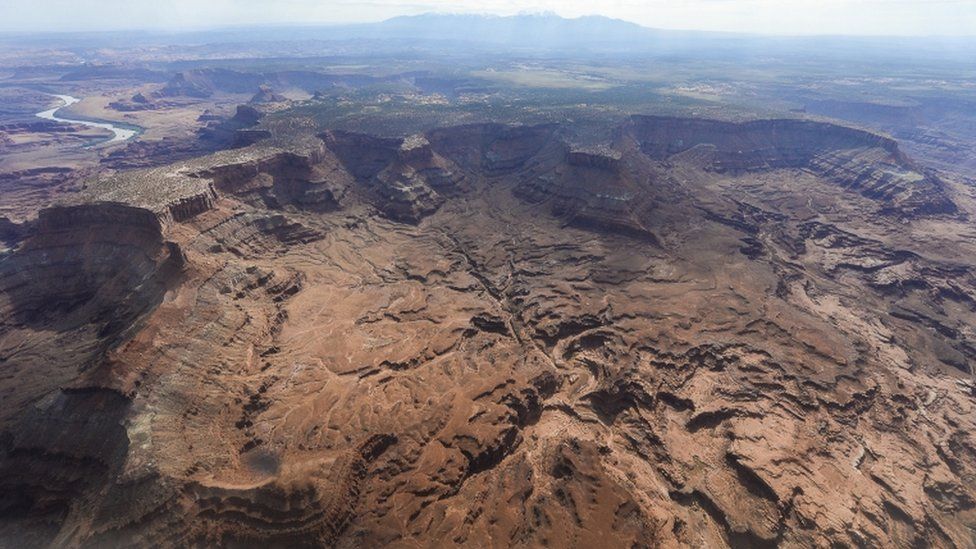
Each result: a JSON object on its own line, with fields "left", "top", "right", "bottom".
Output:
{"left": 2, "top": 112, "right": 975, "bottom": 547}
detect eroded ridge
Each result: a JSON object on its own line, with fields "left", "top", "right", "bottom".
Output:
{"left": 1, "top": 116, "right": 974, "bottom": 548}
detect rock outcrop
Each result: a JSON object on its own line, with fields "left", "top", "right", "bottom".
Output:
{"left": 625, "top": 115, "right": 957, "bottom": 216}
{"left": 193, "top": 144, "right": 344, "bottom": 211}
{"left": 249, "top": 85, "right": 288, "bottom": 104}
{"left": 109, "top": 91, "right": 159, "bottom": 112}
{"left": 324, "top": 131, "right": 464, "bottom": 223}
{"left": 3, "top": 202, "right": 177, "bottom": 327}
{"left": 1, "top": 115, "right": 974, "bottom": 548}
{"left": 156, "top": 71, "right": 222, "bottom": 99}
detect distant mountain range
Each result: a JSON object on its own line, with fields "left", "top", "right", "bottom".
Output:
{"left": 326, "top": 13, "right": 975, "bottom": 59}
{"left": 364, "top": 13, "right": 682, "bottom": 45}
{"left": 2, "top": 13, "right": 698, "bottom": 52}
{"left": 321, "top": 12, "right": 733, "bottom": 52}
{"left": 6, "top": 12, "right": 973, "bottom": 61}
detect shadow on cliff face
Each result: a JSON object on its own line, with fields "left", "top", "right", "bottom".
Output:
{"left": 0, "top": 202, "right": 181, "bottom": 337}
{"left": 624, "top": 115, "right": 958, "bottom": 217}
{"left": 0, "top": 388, "right": 132, "bottom": 547}
{"left": 0, "top": 203, "right": 177, "bottom": 545}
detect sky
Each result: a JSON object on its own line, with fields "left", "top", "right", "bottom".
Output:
{"left": 1, "top": 0, "right": 975, "bottom": 36}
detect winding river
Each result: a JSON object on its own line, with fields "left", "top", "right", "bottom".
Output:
{"left": 36, "top": 94, "right": 139, "bottom": 144}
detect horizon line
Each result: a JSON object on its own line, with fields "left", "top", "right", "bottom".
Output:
{"left": 1, "top": 11, "right": 975, "bottom": 40}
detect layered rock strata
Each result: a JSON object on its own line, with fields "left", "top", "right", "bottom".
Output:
{"left": 0, "top": 116, "right": 972, "bottom": 548}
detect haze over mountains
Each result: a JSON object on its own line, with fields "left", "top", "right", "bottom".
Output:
{"left": 5, "top": 12, "right": 975, "bottom": 65}
{"left": 2, "top": 5, "right": 976, "bottom": 548}
{"left": 3, "top": 0, "right": 976, "bottom": 36}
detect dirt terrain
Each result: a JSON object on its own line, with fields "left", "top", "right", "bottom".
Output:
{"left": 2, "top": 110, "right": 975, "bottom": 547}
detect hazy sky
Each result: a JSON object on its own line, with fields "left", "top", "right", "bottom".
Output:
{"left": 2, "top": 0, "right": 975, "bottom": 36}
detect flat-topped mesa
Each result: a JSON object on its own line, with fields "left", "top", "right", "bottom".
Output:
{"left": 0, "top": 201, "right": 179, "bottom": 333}
{"left": 324, "top": 130, "right": 463, "bottom": 223}
{"left": 512, "top": 140, "right": 655, "bottom": 241}
{"left": 427, "top": 123, "right": 562, "bottom": 175}
{"left": 483, "top": 125, "right": 561, "bottom": 174}
{"left": 373, "top": 139, "right": 454, "bottom": 224}
{"left": 249, "top": 85, "right": 288, "bottom": 105}
{"left": 423, "top": 123, "right": 657, "bottom": 241}
{"left": 625, "top": 115, "right": 956, "bottom": 216}
{"left": 77, "top": 136, "right": 341, "bottom": 232}
{"left": 110, "top": 91, "right": 159, "bottom": 112}
{"left": 394, "top": 134, "right": 465, "bottom": 196}
{"left": 567, "top": 146, "right": 622, "bottom": 172}
{"left": 26, "top": 202, "right": 179, "bottom": 270}
{"left": 0, "top": 136, "right": 350, "bottom": 351}
{"left": 196, "top": 150, "right": 325, "bottom": 192}
{"left": 33, "top": 202, "right": 163, "bottom": 238}
{"left": 78, "top": 168, "right": 219, "bottom": 228}
{"left": 398, "top": 134, "right": 434, "bottom": 162}
{"left": 197, "top": 104, "right": 272, "bottom": 149}
{"left": 189, "top": 140, "right": 345, "bottom": 211}
{"left": 369, "top": 170, "right": 444, "bottom": 224}
{"left": 111, "top": 141, "right": 348, "bottom": 225}
{"left": 167, "top": 191, "right": 219, "bottom": 223}
{"left": 627, "top": 115, "right": 905, "bottom": 165}
{"left": 321, "top": 130, "right": 401, "bottom": 180}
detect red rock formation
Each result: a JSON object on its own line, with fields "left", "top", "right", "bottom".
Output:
{"left": 625, "top": 115, "right": 956, "bottom": 216}
{"left": 1, "top": 117, "right": 974, "bottom": 548}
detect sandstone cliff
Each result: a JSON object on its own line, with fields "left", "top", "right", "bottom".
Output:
{"left": 1, "top": 116, "right": 973, "bottom": 548}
